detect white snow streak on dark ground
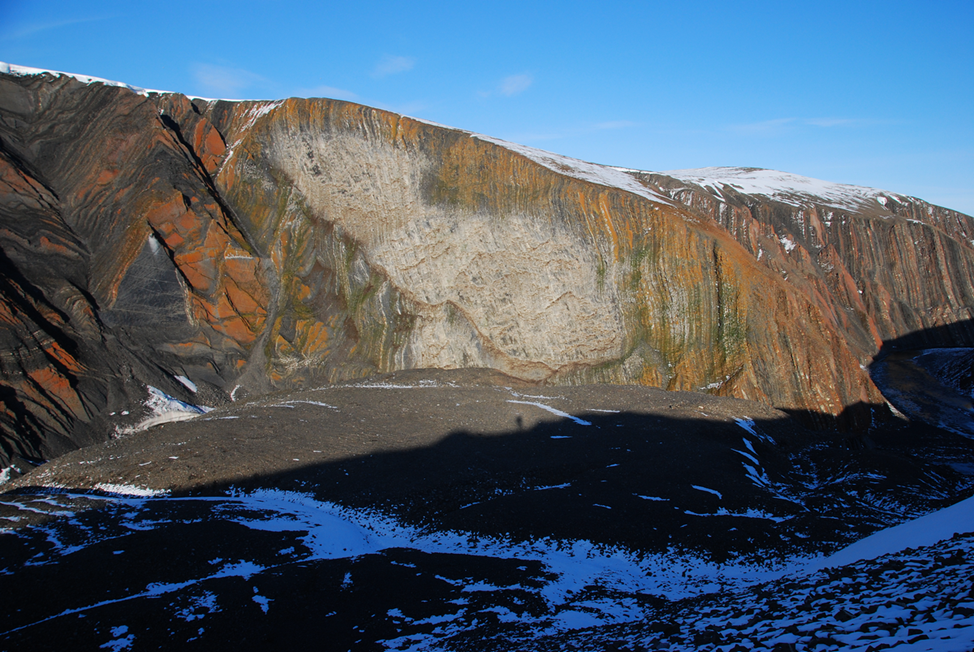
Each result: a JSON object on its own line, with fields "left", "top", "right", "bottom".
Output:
{"left": 2, "top": 486, "right": 972, "bottom": 651}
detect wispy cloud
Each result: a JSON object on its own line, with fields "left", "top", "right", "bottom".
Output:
{"left": 373, "top": 55, "right": 415, "bottom": 78}
{"left": 499, "top": 73, "right": 533, "bottom": 96}
{"left": 192, "top": 64, "right": 267, "bottom": 99}
{"left": 806, "top": 118, "right": 857, "bottom": 127}
{"left": 728, "top": 117, "right": 796, "bottom": 135}
{"left": 301, "top": 85, "right": 359, "bottom": 101}
{"left": 0, "top": 15, "right": 113, "bottom": 40}
{"left": 730, "top": 117, "right": 868, "bottom": 135}
{"left": 479, "top": 73, "right": 534, "bottom": 99}
{"left": 596, "top": 120, "right": 638, "bottom": 130}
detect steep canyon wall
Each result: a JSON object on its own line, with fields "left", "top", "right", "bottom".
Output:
{"left": 2, "top": 69, "right": 973, "bottom": 463}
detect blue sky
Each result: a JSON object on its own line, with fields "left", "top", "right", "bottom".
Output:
{"left": 2, "top": 0, "right": 972, "bottom": 214}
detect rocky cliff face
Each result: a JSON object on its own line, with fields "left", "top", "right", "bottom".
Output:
{"left": 648, "top": 168, "right": 974, "bottom": 357}
{"left": 2, "top": 66, "right": 973, "bottom": 464}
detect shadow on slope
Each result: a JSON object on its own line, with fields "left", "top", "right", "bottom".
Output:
{"left": 3, "top": 366, "right": 974, "bottom": 650}
{"left": 8, "top": 372, "right": 973, "bottom": 559}
{"left": 869, "top": 318, "right": 974, "bottom": 441}
{"left": 875, "top": 319, "right": 974, "bottom": 353}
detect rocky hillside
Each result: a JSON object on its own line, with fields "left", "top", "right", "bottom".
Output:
{"left": 2, "top": 64, "right": 974, "bottom": 464}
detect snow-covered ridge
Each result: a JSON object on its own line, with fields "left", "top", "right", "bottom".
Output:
{"left": 1, "top": 62, "right": 910, "bottom": 213}
{"left": 661, "top": 166, "right": 911, "bottom": 210}
{"left": 0, "top": 61, "right": 235, "bottom": 102}
{"left": 813, "top": 491, "right": 974, "bottom": 570}
{"left": 474, "top": 135, "right": 673, "bottom": 206}
{"left": 0, "top": 61, "right": 168, "bottom": 97}
{"left": 0, "top": 62, "right": 663, "bottom": 208}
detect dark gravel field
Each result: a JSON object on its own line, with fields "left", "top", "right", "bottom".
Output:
{"left": 2, "top": 369, "right": 973, "bottom": 650}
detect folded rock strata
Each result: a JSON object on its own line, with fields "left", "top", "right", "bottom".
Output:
{"left": 1, "top": 67, "right": 973, "bottom": 463}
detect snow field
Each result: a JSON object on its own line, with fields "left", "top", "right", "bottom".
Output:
{"left": 663, "top": 167, "right": 909, "bottom": 211}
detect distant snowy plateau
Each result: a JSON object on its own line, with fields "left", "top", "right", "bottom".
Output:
{"left": 0, "top": 63, "right": 973, "bottom": 651}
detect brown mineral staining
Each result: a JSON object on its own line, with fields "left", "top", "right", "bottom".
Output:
{"left": 42, "top": 341, "right": 83, "bottom": 375}
{"left": 26, "top": 366, "right": 82, "bottom": 413}
{"left": 36, "top": 236, "right": 77, "bottom": 258}
{"left": 192, "top": 121, "right": 226, "bottom": 174}
{"left": 95, "top": 169, "right": 118, "bottom": 185}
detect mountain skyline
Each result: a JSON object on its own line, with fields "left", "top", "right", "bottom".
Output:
{"left": 1, "top": 0, "right": 971, "bottom": 216}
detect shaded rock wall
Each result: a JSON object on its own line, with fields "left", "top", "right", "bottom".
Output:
{"left": 1, "top": 70, "right": 973, "bottom": 462}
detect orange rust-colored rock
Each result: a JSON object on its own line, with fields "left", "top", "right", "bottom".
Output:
{"left": 2, "top": 68, "right": 974, "bottom": 464}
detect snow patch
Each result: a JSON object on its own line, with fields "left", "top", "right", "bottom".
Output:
{"left": 506, "top": 400, "right": 592, "bottom": 426}
{"left": 99, "top": 625, "right": 134, "bottom": 651}
{"left": 0, "top": 465, "right": 20, "bottom": 486}
{"left": 742, "top": 463, "right": 771, "bottom": 489}
{"left": 691, "top": 485, "right": 723, "bottom": 500}
{"left": 174, "top": 376, "right": 197, "bottom": 393}
{"left": 685, "top": 507, "right": 791, "bottom": 523}
{"left": 338, "top": 379, "right": 452, "bottom": 390}
{"left": 534, "top": 483, "right": 572, "bottom": 491}
{"left": 270, "top": 400, "right": 338, "bottom": 410}
{"left": 734, "top": 418, "right": 773, "bottom": 444}
{"left": 116, "top": 386, "right": 212, "bottom": 435}
{"left": 252, "top": 593, "right": 272, "bottom": 614}
{"left": 175, "top": 591, "right": 220, "bottom": 622}
{"left": 205, "top": 489, "right": 814, "bottom": 605}
{"left": 732, "top": 448, "right": 760, "bottom": 467}
{"left": 94, "top": 484, "right": 170, "bottom": 498}
{"left": 404, "top": 115, "right": 455, "bottom": 130}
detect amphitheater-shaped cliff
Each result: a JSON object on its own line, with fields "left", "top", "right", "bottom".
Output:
{"left": 2, "top": 64, "right": 973, "bottom": 464}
